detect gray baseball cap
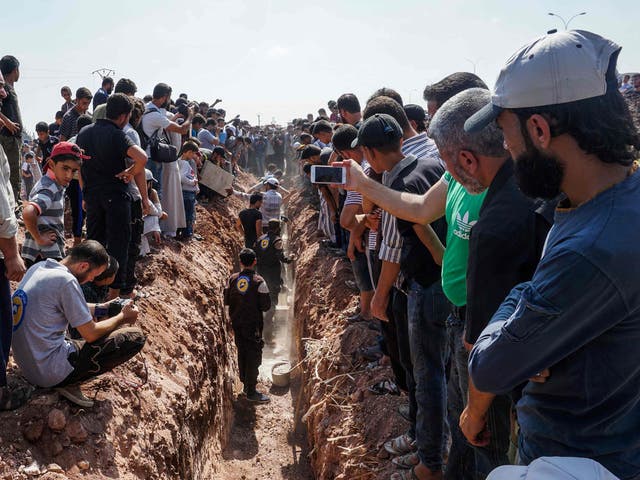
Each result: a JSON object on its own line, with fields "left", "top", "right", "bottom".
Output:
{"left": 465, "top": 30, "right": 621, "bottom": 133}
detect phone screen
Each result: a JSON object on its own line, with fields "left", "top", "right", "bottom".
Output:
{"left": 312, "top": 165, "right": 345, "bottom": 184}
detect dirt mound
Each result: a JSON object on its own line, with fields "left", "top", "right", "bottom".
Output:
{"left": 0, "top": 174, "right": 257, "bottom": 479}
{"left": 290, "top": 189, "right": 408, "bottom": 480}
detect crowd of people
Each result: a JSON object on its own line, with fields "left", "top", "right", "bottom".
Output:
{"left": 1, "top": 26, "right": 640, "bottom": 480}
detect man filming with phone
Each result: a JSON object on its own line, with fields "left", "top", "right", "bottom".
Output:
{"left": 11, "top": 240, "right": 146, "bottom": 408}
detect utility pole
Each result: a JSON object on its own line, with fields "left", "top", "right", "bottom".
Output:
{"left": 91, "top": 68, "right": 115, "bottom": 80}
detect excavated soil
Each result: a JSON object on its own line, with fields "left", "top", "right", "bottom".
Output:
{"left": 0, "top": 172, "right": 254, "bottom": 479}
{"left": 290, "top": 188, "right": 409, "bottom": 480}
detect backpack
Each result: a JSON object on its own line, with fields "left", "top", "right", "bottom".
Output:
{"left": 137, "top": 107, "right": 177, "bottom": 163}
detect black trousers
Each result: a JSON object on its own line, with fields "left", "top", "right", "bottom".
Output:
{"left": 379, "top": 287, "right": 408, "bottom": 392}
{"left": 85, "top": 189, "right": 131, "bottom": 291}
{"left": 67, "top": 179, "right": 84, "bottom": 238}
{"left": 57, "top": 327, "right": 146, "bottom": 386}
{"left": 121, "top": 199, "right": 143, "bottom": 296}
{"left": 258, "top": 264, "right": 281, "bottom": 306}
{"left": 232, "top": 322, "right": 264, "bottom": 393}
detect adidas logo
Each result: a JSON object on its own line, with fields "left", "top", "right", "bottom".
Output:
{"left": 453, "top": 211, "right": 477, "bottom": 240}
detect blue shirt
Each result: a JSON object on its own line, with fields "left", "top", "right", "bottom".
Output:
{"left": 470, "top": 167, "right": 640, "bottom": 480}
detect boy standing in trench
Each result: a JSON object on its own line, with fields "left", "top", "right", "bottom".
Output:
{"left": 224, "top": 248, "right": 271, "bottom": 403}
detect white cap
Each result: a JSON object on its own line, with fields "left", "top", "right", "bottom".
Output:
{"left": 487, "top": 457, "right": 619, "bottom": 480}
{"left": 265, "top": 177, "right": 279, "bottom": 187}
{"left": 465, "top": 30, "right": 621, "bottom": 132}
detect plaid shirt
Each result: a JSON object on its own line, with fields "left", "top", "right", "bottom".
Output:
{"left": 261, "top": 189, "right": 282, "bottom": 223}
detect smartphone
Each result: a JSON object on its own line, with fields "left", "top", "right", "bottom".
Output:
{"left": 310, "top": 165, "right": 346, "bottom": 185}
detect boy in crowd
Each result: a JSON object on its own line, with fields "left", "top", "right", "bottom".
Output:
{"left": 22, "top": 142, "right": 87, "bottom": 267}
{"left": 12, "top": 241, "right": 146, "bottom": 407}
{"left": 20, "top": 152, "right": 37, "bottom": 199}
{"left": 224, "top": 248, "right": 271, "bottom": 403}
{"left": 177, "top": 141, "right": 199, "bottom": 239}
{"left": 35, "top": 121, "right": 59, "bottom": 170}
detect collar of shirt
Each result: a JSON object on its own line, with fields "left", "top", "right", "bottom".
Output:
{"left": 383, "top": 154, "right": 416, "bottom": 187}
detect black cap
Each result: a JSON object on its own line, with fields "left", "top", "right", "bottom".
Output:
{"left": 351, "top": 113, "right": 403, "bottom": 149}
{"left": 403, "top": 104, "right": 427, "bottom": 122}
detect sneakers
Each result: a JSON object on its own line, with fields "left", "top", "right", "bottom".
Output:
{"left": 56, "top": 384, "right": 94, "bottom": 408}
{"left": 0, "top": 384, "right": 33, "bottom": 411}
{"left": 246, "top": 391, "right": 270, "bottom": 404}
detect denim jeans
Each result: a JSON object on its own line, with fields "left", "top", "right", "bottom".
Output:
{"left": 182, "top": 190, "right": 196, "bottom": 237}
{"left": 407, "top": 280, "right": 449, "bottom": 471}
{"left": 445, "top": 309, "right": 477, "bottom": 480}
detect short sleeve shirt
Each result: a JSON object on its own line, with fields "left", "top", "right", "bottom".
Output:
{"left": 21, "top": 174, "right": 66, "bottom": 261}
{"left": 11, "top": 259, "right": 92, "bottom": 387}
{"left": 141, "top": 104, "right": 171, "bottom": 155}
{"left": 77, "top": 119, "right": 134, "bottom": 195}
{"left": 441, "top": 172, "right": 486, "bottom": 306}
{"left": 197, "top": 129, "right": 218, "bottom": 150}
{"left": 0, "top": 84, "right": 22, "bottom": 137}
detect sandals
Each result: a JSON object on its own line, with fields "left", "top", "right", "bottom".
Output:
{"left": 392, "top": 452, "right": 419, "bottom": 470}
{"left": 384, "top": 433, "right": 416, "bottom": 455}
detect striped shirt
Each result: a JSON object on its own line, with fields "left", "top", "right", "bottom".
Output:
{"left": 364, "top": 163, "right": 378, "bottom": 251}
{"left": 261, "top": 189, "right": 282, "bottom": 223}
{"left": 344, "top": 160, "right": 369, "bottom": 207}
{"left": 22, "top": 173, "right": 66, "bottom": 261}
{"left": 378, "top": 135, "right": 444, "bottom": 265}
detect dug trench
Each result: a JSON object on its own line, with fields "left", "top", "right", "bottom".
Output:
{"left": 0, "top": 173, "right": 409, "bottom": 480}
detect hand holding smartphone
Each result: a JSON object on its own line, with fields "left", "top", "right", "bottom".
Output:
{"left": 310, "top": 165, "right": 346, "bottom": 185}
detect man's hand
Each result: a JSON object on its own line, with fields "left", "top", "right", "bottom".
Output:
{"left": 333, "top": 159, "right": 367, "bottom": 192}
{"left": 365, "top": 211, "right": 381, "bottom": 231}
{"left": 121, "top": 302, "right": 139, "bottom": 324}
{"left": 142, "top": 198, "right": 152, "bottom": 216}
{"left": 4, "top": 254, "right": 26, "bottom": 281}
{"left": 460, "top": 406, "right": 490, "bottom": 447}
{"left": 530, "top": 368, "right": 551, "bottom": 383}
{"left": 160, "top": 211, "right": 168, "bottom": 220}
{"left": 370, "top": 290, "right": 389, "bottom": 321}
{"left": 36, "top": 231, "right": 57, "bottom": 247}
{"left": 115, "top": 168, "right": 134, "bottom": 184}
{"left": 4, "top": 121, "right": 19, "bottom": 135}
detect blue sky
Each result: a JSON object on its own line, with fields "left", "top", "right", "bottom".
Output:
{"left": 6, "top": 0, "right": 639, "bottom": 134}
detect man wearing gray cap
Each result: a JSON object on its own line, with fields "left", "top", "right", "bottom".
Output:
{"left": 465, "top": 30, "right": 640, "bottom": 479}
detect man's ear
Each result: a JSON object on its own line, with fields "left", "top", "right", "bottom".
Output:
{"left": 526, "top": 114, "right": 552, "bottom": 149}
{"left": 458, "top": 149, "right": 479, "bottom": 175}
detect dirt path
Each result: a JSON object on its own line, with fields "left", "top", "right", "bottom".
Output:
{"left": 214, "top": 376, "right": 312, "bottom": 480}
{"left": 214, "top": 220, "right": 313, "bottom": 480}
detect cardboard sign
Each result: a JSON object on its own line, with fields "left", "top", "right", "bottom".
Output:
{"left": 199, "top": 161, "right": 234, "bottom": 195}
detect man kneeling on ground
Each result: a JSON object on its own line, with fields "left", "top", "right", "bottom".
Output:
{"left": 11, "top": 240, "right": 146, "bottom": 407}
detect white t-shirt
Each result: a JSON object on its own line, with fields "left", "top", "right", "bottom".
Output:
{"left": 11, "top": 259, "right": 92, "bottom": 387}
{"left": 141, "top": 103, "right": 171, "bottom": 155}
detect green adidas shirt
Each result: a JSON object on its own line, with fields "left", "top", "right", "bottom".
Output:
{"left": 441, "top": 172, "right": 487, "bottom": 307}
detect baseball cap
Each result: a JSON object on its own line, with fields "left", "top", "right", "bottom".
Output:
{"left": 465, "top": 30, "right": 621, "bottom": 133}
{"left": 265, "top": 177, "right": 279, "bottom": 187}
{"left": 144, "top": 169, "right": 156, "bottom": 182}
{"left": 487, "top": 457, "right": 619, "bottom": 480}
{"left": 404, "top": 104, "right": 427, "bottom": 123}
{"left": 51, "top": 141, "right": 91, "bottom": 160}
{"left": 351, "top": 113, "right": 403, "bottom": 149}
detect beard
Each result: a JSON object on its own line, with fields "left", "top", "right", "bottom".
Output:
{"left": 453, "top": 162, "right": 486, "bottom": 195}
{"left": 514, "top": 132, "right": 564, "bottom": 200}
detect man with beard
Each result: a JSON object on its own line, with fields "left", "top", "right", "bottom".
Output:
{"left": 11, "top": 240, "right": 146, "bottom": 408}
{"left": 426, "top": 87, "right": 553, "bottom": 477}
{"left": 464, "top": 31, "right": 640, "bottom": 479}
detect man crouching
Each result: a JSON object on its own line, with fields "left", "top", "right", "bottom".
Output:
{"left": 11, "top": 240, "right": 146, "bottom": 407}
{"left": 224, "top": 248, "right": 271, "bottom": 403}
